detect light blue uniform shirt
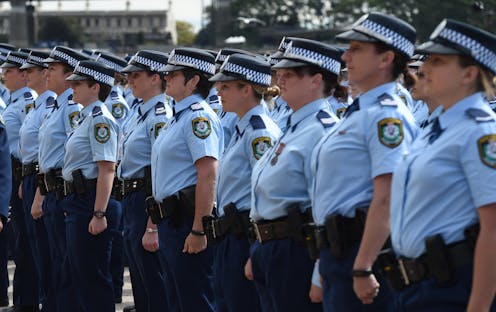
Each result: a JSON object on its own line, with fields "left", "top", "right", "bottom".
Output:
{"left": 118, "top": 94, "right": 172, "bottom": 179}
{"left": 250, "top": 98, "right": 337, "bottom": 221}
{"left": 19, "top": 90, "right": 56, "bottom": 163}
{"left": 216, "top": 105, "right": 281, "bottom": 216}
{"left": 311, "top": 82, "right": 418, "bottom": 225}
{"left": 208, "top": 87, "right": 240, "bottom": 148}
{"left": 327, "top": 95, "right": 352, "bottom": 118}
{"left": 411, "top": 100, "right": 429, "bottom": 126}
{"left": 151, "top": 94, "right": 223, "bottom": 201}
{"left": 0, "top": 97, "right": 5, "bottom": 115}
{"left": 270, "top": 96, "right": 292, "bottom": 133}
{"left": 390, "top": 92, "right": 496, "bottom": 258}
{"left": 1, "top": 87, "right": 37, "bottom": 159}
{"left": 38, "top": 89, "right": 82, "bottom": 173}
{"left": 63, "top": 101, "right": 118, "bottom": 181}
{"left": 396, "top": 82, "right": 415, "bottom": 112}
{"left": 105, "top": 85, "right": 130, "bottom": 127}
{"left": 0, "top": 82, "right": 9, "bottom": 106}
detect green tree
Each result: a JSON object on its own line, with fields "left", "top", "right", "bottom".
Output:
{"left": 176, "top": 21, "right": 197, "bottom": 46}
{"left": 38, "top": 16, "right": 83, "bottom": 46}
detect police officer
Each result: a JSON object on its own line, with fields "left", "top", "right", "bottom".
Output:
{"left": 1, "top": 50, "right": 39, "bottom": 312}
{"left": 207, "top": 53, "right": 281, "bottom": 312}
{"left": 247, "top": 38, "right": 340, "bottom": 311}
{"left": 39, "top": 46, "right": 88, "bottom": 311}
{"left": 118, "top": 50, "right": 172, "bottom": 312}
{"left": 18, "top": 50, "right": 57, "bottom": 312}
{"left": 62, "top": 60, "right": 121, "bottom": 312}
{"left": 388, "top": 19, "right": 496, "bottom": 311}
{"left": 0, "top": 43, "right": 17, "bottom": 109}
{"left": 310, "top": 13, "right": 419, "bottom": 311}
{"left": 0, "top": 114, "right": 11, "bottom": 307}
{"left": 151, "top": 48, "right": 222, "bottom": 311}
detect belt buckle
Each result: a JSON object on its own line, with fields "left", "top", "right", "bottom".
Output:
{"left": 253, "top": 222, "right": 263, "bottom": 243}
{"left": 398, "top": 258, "right": 411, "bottom": 286}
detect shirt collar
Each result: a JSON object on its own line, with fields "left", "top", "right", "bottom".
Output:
{"left": 58, "top": 88, "right": 73, "bottom": 104}
{"left": 35, "top": 90, "right": 56, "bottom": 109}
{"left": 236, "top": 104, "right": 264, "bottom": 134}
{"left": 80, "top": 100, "right": 101, "bottom": 119}
{"left": 174, "top": 94, "right": 204, "bottom": 114}
{"left": 288, "top": 98, "right": 328, "bottom": 130}
{"left": 139, "top": 93, "right": 166, "bottom": 116}
{"left": 358, "top": 82, "right": 397, "bottom": 109}
{"left": 438, "top": 92, "right": 486, "bottom": 129}
{"left": 10, "top": 86, "right": 32, "bottom": 102}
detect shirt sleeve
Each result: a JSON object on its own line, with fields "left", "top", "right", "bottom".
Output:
{"left": 64, "top": 104, "right": 83, "bottom": 136}
{"left": 89, "top": 114, "right": 118, "bottom": 163}
{"left": 184, "top": 111, "right": 221, "bottom": 163}
{"left": 247, "top": 129, "right": 278, "bottom": 168}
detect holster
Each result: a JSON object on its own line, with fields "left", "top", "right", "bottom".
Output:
{"left": 323, "top": 210, "right": 366, "bottom": 259}
{"left": 36, "top": 173, "right": 48, "bottom": 195}
{"left": 112, "top": 176, "right": 122, "bottom": 201}
{"left": 146, "top": 196, "right": 164, "bottom": 225}
{"left": 424, "top": 234, "right": 455, "bottom": 286}
{"left": 202, "top": 215, "right": 217, "bottom": 244}
{"left": 286, "top": 204, "right": 305, "bottom": 243}
{"left": 464, "top": 223, "right": 479, "bottom": 250}
{"left": 302, "top": 223, "right": 320, "bottom": 260}
{"left": 45, "top": 169, "right": 64, "bottom": 200}
{"left": 376, "top": 249, "right": 407, "bottom": 291}
{"left": 143, "top": 166, "right": 153, "bottom": 197}
{"left": 71, "top": 169, "right": 87, "bottom": 195}
{"left": 11, "top": 156, "right": 22, "bottom": 182}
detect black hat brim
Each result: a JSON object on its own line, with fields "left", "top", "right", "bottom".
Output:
{"left": 19, "top": 62, "right": 39, "bottom": 70}
{"left": 43, "top": 57, "right": 64, "bottom": 64}
{"left": 66, "top": 73, "right": 90, "bottom": 81}
{"left": 0, "top": 62, "right": 18, "bottom": 69}
{"left": 336, "top": 29, "right": 379, "bottom": 43}
{"left": 415, "top": 41, "right": 460, "bottom": 55}
{"left": 209, "top": 72, "right": 238, "bottom": 83}
{"left": 121, "top": 63, "right": 145, "bottom": 73}
{"left": 272, "top": 59, "right": 309, "bottom": 69}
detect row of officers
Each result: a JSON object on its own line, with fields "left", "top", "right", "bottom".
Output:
{"left": 0, "top": 11, "right": 495, "bottom": 312}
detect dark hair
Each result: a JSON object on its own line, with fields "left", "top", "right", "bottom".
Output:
{"left": 114, "top": 72, "right": 128, "bottom": 87}
{"left": 62, "top": 63, "right": 74, "bottom": 74}
{"left": 183, "top": 69, "right": 213, "bottom": 99}
{"left": 87, "top": 80, "right": 112, "bottom": 102}
{"left": 145, "top": 71, "right": 166, "bottom": 92}
{"left": 373, "top": 42, "right": 415, "bottom": 88}
{"left": 293, "top": 65, "right": 348, "bottom": 102}
{"left": 458, "top": 55, "right": 495, "bottom": 97}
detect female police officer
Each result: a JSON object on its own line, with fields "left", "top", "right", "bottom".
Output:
{"left": 247, "top": 37, "right": 341, "bottom": 311}
{"left": 151, "top": 48, "right": 222, "bottom": 311}
{"left": 311, "top": 12, "right": 418, "bottom": 311}
{"left": 118, "top": 50, "right": 172, "bottom": 312}
{"left": 62, "top": 60, "right": 120, "bottom": 312}
{"left": 388, "top": 19, "right": 496, "bottom": 311}
{"left": 208, "top": 53, "right": 281, "bottom": 312}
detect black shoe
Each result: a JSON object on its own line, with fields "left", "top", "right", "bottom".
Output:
{"left": 0, "top": 297, "right": 9, "bottom": 307}
{"left": 114, "top": 297, "right": 122, "bottom": 304}
{"left": 123, "top": 306, "right": 136, "bottom": 312}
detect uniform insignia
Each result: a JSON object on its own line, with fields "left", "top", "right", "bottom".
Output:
{"left": 249, "top": 115, "right": 266, "bottom": 130}
{"left": 252, "top": 137, "right": 272, "bottom": 160}
{"left": 477, "top": 134, "right": 496, "bottom": 169}
{"left": 154, "top": 122, "right": 166, "bottom": 138}
{"left": 336, "top": 107, "right": 347, "bottom": 118}
{"left": 190, "top": 103, "right": 204, "bottom": 111}
{"left": 399, "top": 95, "right": 408, "bottom": 106}
{"left": 69, "top": 111, "right": 80, "bottom": 128}
{"left": 25, "top": 103, "right": 34, "bottom": 114}
{"left": 316, "top": 110, "right": 336, "bottom": 128}
{"left": 94, "top": 123, "right": 111, "bottom": 143}
{"left": 110, "top": 91, "right": 119, "bottom": 100}
{"left": 46, "top": 97, "right": 55, "bottom": 109}
{"left": 68, "top": 94, "right": 77, "bottom": 105}
{"left": 208, "top": 94, "right": 220, "bottom": 105}
{"left": 271, "top": 142, "right": 285, "bottom": 165}
{"left": 92, "top": 106, "right": 103, "bottom": 117}
{"left": 155, "top": 102, "right": 167, "bottom": 115}
{"left": 466, "top": 108, "right": 494, "bottom": 122}
{"left": 23, "top": 92, "right": 34, "bottom": 102}
{"left": 192, "top": 117, "right": 212, "bottom": 139}
{"left": 111, "top": 103, "right": 124, "bottom": 119}
{"left": 378, "top": 118, "right": 403, "bottom": 148}
{"left": 378, "top": 93, "right": 398, "bottom": 106}
{"left": 213, "top": 108, "right": 219, "bottom": 114}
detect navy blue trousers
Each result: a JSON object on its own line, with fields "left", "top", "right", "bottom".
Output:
{"left": 0, "top": 214, "right": 12, "bottom": 302}
{"left": 10, "top": 177, "right": 39, "bottom": 307}
{"left": 22, "top": 175, "right": 55, "bottom": 311}
{"left": 121, "top": 190, "right": 168, "bottom": 312}
{"left": 157, "top": 216, "right": 215, "bottom": 312}
{"left": 110, "top": 200, "right": 124, "bottom": 300}
{"left": 395, "top": 263, "right": 496, "bottom": 311}
{"left": 214, "top": 234, "right": 261, "bottom": 312}
{"left": 319, "top": 243, "right": 395, "bottom": 312}
{"left": 62, "top": 189, "right": 121, "bottom": 312}
{"left": 42, "top": 191, "right": 77, "bottom": 312}
{"left": 250, "top": 239, "right": 322, "bottom": 312}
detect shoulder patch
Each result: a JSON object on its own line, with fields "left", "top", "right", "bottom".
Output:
{"left": 154, "top": 122, "right": 166, "bottom": 138}
{"left": 249, "top": 115, "right": 266, "bottom": 130}
{"left": 94, "top": 123, "right": 111, "bottom": 143}
{"left": 336, "top": 107, "right": 347, "bottom": 119}
{"left": 478, "top": 135, "right": 496, "bottom": 169}
{"left": 24, "top": 92, "right": 34, "bottom": 102}
{"left": 190, "top": 103, "right": 204, "bottom": 111}
{"left": 252, "top": 136, "right": 272, "bottom": 160}
{"left": 25, "top": 103, "right": 34, "bottom": 114}
{"left": 92, "top": 106, "right": 103, "bottom": 118}
{"left": 377, "top": 118, "right": 404, "bottom": 148}
{"left": 378, "top": 93, "right": 398, "bottom": 107}
{"left": 69, "top": 111, "right": 80, "bottom": 128}
{"left": 466, "top": 108, "right": 494, "bottom": 123}
{"left": 111, "top": 103, "right": 125, "bottom": 119}
{"left": 155, "top": 102, "right": 167, "bottom": 115}
{"left": 192, "top": 117, "right": 212, "bottom": 139}
{"left": 316, "top": 110, "right": 336, "bottom": 128}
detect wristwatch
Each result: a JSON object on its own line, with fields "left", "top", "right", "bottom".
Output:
{"left": 93, "top": 210, "right": 106, "bottom": 219}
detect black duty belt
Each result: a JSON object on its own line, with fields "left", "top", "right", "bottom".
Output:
{"left": 251, "top": 210, "right": 312, "bottom": 243}
{"left": 11, "top": 156, "right": 22, "bottom": 182}
{"left": 22, "top": 162, "right": 39, "bottom": 177}
{"left": 208, "top": 210, "right": 251, "bottom": 240}
{"left": 63, "top": 178, "right": 97, "bottom": 196}
{"left": 121, "top": 178, "right": 145, "bottom": 196}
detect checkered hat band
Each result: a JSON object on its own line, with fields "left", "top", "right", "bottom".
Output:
{"left": 360, "top": 19, "right": 414, "bottom": 57}
{"left": 29, "top": 55, "right": 46, "bottom": 66}
{"left": 98, "top": 57, "right": 123, "bottom": 72}
{"left": 6, "top": 55, "right": 26, "bottom": 66}
{"left": 222, "top": 62, "right": 271, "bottom": 86}
{"left": 169, "top": 54, "right": 215, "bottom": 75}
{"left": 216, "top": 54, "right": 227, "bottom": 63}
{"left": 0, "top": 48, "right": 12, "bottom": 54}
{"left": 53, "top": 50, "right": 79, "bottom": 67}
{"left": 76, "top": 65, "right": 114, "bottom": 85}
{"left": 131, "top": 55, "right": 165, "bottom": 72}
{"left": 285, "top": 46, "right": 341, "bottom": 75}
{"left": 439, "top": 28, "right": 496, "bottom": 73}
{"left": 280, "top": 40, "right": 289, "bottom": 51}
{"left": 0, "top": 55, "right": 6, "bottom": 61}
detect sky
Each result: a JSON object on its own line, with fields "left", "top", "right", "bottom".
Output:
{"left": 1, "top": 0, "right": 210, "bottom": 31}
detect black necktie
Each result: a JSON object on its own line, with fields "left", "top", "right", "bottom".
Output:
{"left": 427, "top": 117, "right": 443, "bottom": 144}
{"left": 343, "top": 98, "right": 360, "bottom": 118}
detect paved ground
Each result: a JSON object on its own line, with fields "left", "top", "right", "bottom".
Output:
{"left": 0, "top": 261, "right": 135, "bottom": 311}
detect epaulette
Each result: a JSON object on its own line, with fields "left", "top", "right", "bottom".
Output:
{"left": 466, "top": 108, "right": 494, "bottom": 122}
{"left": 68, "top": 94, "right": 77, "bottom": 105}
{"left": 378, "top": 93, "right": 398, "bottom": 107}
{"left": 45, "top": 96, "right": 56, "bottom": 109}
{"left": 208, "top": 94, "right": 220, "bottom": 105}
{"left": 316, "top": 110, "right": 336, "bottom": 128}
{"left": 249, "top": 115, "right": 266, "bottom": 130}
{"left": 24, "top": 92, "right": 34, "bottom": 102}
{"left": 190, "top": 103, "right": 204, "bottom": 111}
{"left": 92, "top": 106, "right": 103, "bottom": 117}
{"left": 155, "top": 102, "right": 167, "bottom": 115}
{"left": 110, "top": 91, "right": 119, "bottom": 100}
